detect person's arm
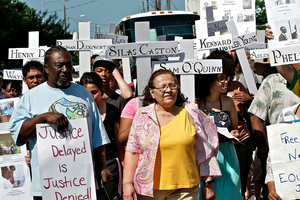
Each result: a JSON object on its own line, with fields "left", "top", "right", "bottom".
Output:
{"left": 114, "top": 121, "right": 125, "bottom": 164}
{"left": 226, "top": 96, "right": 239, "bottom": 138}
{"left": 201, "top": 176, "right": 215, "bottom": 200}
{"left": 94, "top": 145, "right": 112, "bottom": 184}
{"left": 17, "top": 112, "right": 69, "bottom": 144}
{"left": 250, "top": 114, "right": 269, "bottom": 160}
{"left": 112, "top": 68, "right": 133, "bottom": 101}
{"left": 268, "top": 181, "right": 282, "bottom": 200}
{"left": 123, "top": 151, "right": 138, "bottom": 200}
{"left": 119, "top": 118, "right": 133, "bottom": 146}
{"left": 275, "top": 64, "right": 295, "bottom": 84}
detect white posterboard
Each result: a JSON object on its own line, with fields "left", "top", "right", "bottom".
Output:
{"left": 0, "top": 97, "right": 32, "bottom": 200}
{"left": 267, "top": 122, "right": 300, "bottom": 199}
{"left": 36, "top": 118, "right": 96, "bottom": 200}
{"left": 265, "top": 0, "right": 300, "bottom": 48}
{"left": 198, "top": 0, "right": 256, "bottom": 34}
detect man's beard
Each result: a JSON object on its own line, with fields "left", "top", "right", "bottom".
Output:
{"left": 57, "top": 80, "right": 71, "bottom": 87}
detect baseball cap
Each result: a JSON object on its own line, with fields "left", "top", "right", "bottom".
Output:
{"left": 92, "top": 56, "right": 116, "bottom": 71}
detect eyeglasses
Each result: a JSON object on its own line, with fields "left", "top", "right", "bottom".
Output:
{"left": 217, "top": 76, "right": 230, "bottom": 83}
{"left": 26, "top": 74, "right": 44, "bottom": 81}
{"left": 152, "top": 83, "right": 177, "bottom": 92}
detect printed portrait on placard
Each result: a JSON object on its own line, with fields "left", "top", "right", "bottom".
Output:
{"left": 287, "top": 20, "right": 298, "bottom": 39}
{"left": 243, "top": 0, "right": 252, "bottom": 9}
{"left": 237, "top": 13, "right": 244, "bottom": 22}
{"left": 0, "top": 133, "right": 21, "bottom": 156}
{"left": 275, "top": 20, "right": 292, "bottom": 42}
{"left": 1, "top": 165, "right": 25, "bottom": 189}
{"left": 244, "top": 14, "right": 254, "bottom": 22}
{"left": 212, "top": 1, "right": 218, "bottom": 9}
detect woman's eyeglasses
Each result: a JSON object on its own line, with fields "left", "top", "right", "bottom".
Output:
{"left": 217, "top": 76, "right": 230, "bottom": 83}
{"left": 152, "top": 83, "right": 177, "bottom": 92}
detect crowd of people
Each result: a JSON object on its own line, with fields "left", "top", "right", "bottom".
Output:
{"left": 0, "top": 24, "right": 298, "bottom": 200}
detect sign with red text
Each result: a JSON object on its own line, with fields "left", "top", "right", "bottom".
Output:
{"left": 36, "top": 118, "right": 96, "bottom": 200}
{"left": 267, "top": 122, "right": 300, "bottom": 199}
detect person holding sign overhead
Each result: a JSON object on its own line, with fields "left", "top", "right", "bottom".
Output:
{"left": 123, "top": 69, "right": 221, "bottom": 200}
{"left": 195, "top": 50, "right": 242, "bottom": 200}
{"left": 9, "top": 46, "right": 111, "bottom": 200}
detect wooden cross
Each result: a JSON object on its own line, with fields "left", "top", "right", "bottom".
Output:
{"left": 8, "top": 31, "right": 50, "bottom": 93}
{"left": 57, "top": 22, "right": 113, "bottom": 78}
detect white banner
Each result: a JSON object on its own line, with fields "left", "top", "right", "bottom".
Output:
{"left": 269, "top": 45, "right": 300, "bottom": 66}
{"left": 267, "top": 122, "right": 300, "bottom": 199}
{"left": 3, "top": 69, "right": 23, "bottom": 80}
{"left": 56, "top": 39, "right": 112, "bottom": 51}
{"left": 194, "top": 34, "right": 232, "bottom": 50}
{"left": 8, "top": 47, "right": 49, "bottom": 60}
{"left": 105, "top": 41, "right": 179, "bottom": 58}
{"left": 152, "top": 59, "right": 222, "bottom": 75}
{"left": 36, "top": 118, "right": 96, "bottom": 200}
{"left": 93, "top": 33, "right": 128, "bottom": 44}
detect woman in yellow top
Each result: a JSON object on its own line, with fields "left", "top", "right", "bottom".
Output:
{"left": 123, "top": 69, "right": 221, "bottom": 200}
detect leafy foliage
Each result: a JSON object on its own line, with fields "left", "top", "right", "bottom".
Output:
{"left": 256, "top": 0, "right": 267, "bottom": 30}
{"left": 0, "top": 0, "right": 72, "bottom": 69}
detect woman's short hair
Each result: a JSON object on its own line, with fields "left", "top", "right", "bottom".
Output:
{"left": 142, "top": 69, "right": 187, "bottom": 106}
{"left": 79, "top": 72, "right": 104, "bottom": 94}
{"left": 195, "top": 50, "right": 235, "bottom": 99}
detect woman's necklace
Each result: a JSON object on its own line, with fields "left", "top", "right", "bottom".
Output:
{"left": 203, "top": 99, "right": 211, "bottom": 116}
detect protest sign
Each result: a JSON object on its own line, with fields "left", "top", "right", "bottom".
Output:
{"left": 265, "top": 0, "right": 300, "bottom": 48}
{"left": 196, "top": 0, "right": 256, "bottom": 34}
{"left": 0, "top": 97, "right": 32, "bottom": 200}
{"left": 267, "top": 122, "right": 300, "bottom": 199}
{"left": 3, "top": 69, "right": 23, "bottom": 81}
{"left": 269, "top": 45, "right": 300, "bottom": 66}
{"left": 36, "top": 118, "right": 96, "bottom": 200}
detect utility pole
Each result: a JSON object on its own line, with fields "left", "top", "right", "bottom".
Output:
{"left": 147, "top": 0, "right": 149, "bottom": 12}
{"left": 167, "top": 0, "right": 170, "bottom": 10}
{"left": 155, "top": 0, "right": 157, "bottom": 11}
{"left": 142, "top": 0, "right": 145, "bottom": 13}
{"left": 64, "top": 5, "right": 67, "bottom": 32}
{"left": 158, "top": 0, "right": 161, "bottom": 10}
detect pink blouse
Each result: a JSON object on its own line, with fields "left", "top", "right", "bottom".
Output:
{"left": 126, "top": 102, "right": 221, "bottom": 197}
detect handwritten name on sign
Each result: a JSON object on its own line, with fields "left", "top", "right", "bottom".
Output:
{"left": 105, "top": 41, "right": 179, "bottom": 58}
{"left": 194, "top": 34, "right": 233, "bottom": 50}
{"left": 8, "top": 47, "right": 49, "bottom": 59}
{"left": 56, "top": 39, "right": 112, "bottom": 51}
{"left": 269, "top": 45, "right": 300, "bottom": 66}
{"left": 218, "top": 32, "right": 257, "bottom": 51}
{"left": 250, "top": 49, "right": 269, "bottom": 60}
{"left": 267, "top": 122, "right": 300, "bottom": 199}
{"left": 3, "top": 69, "right": 23, "bottom": 80}
{"left": 36, "top": 118, "right": 96, "bottom": 200}
{"left": 93, "top": 33, "right": 128, "bottom": 44}
{"left": 152, "top": 59, "right": 222, "bottom": 75}
{"left": 207, "top": 20, "right": 228, "bottom": 35}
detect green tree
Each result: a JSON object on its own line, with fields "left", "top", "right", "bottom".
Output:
{"left": 0, "top": 0, "right": 72, "bottom": 69}
{"left": 256, "top": 0, "right": 267, "bottom": 30}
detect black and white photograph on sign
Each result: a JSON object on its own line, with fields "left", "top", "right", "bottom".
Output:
{"left": 222, "top": 10, "right": 233, "bottom": 20}
{"left": 288, "top": 19, "right": 298, "bottom": 39}
{"left": 1, "top": 165, "right": 26, "bottom": 189}
{"left": 244, "top": 14, "right": 254, "bottom": 22}
{"left": 202, "top": 2, "right": 209, "bottom": 10}
{"left": 275, "top": 20, "right": 292, "bottom": 41}
{"left": 212, "top": 1, "right": 218, "bottom": 9}
{"left": 0, "top": 133, "right": 21, "bottom": 156}
{"left": 243, "top": 0, "right": 252, "bottom": 9}
{"left": 275, "top": 0, "right": 295, "bottom": 6}
{"left": 237, "top": 13, "right": 244, "bottom": 22}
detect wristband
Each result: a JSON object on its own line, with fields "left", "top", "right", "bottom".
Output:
{"left": 202, "top": 179, "right": 215, "bottom": 187}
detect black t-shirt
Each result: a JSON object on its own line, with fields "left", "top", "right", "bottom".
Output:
{"left": 103, "top": 102, "right": 121, "bottom": 159}
{"left": 102, "top": 91, "right": 126, "bottom": 111}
